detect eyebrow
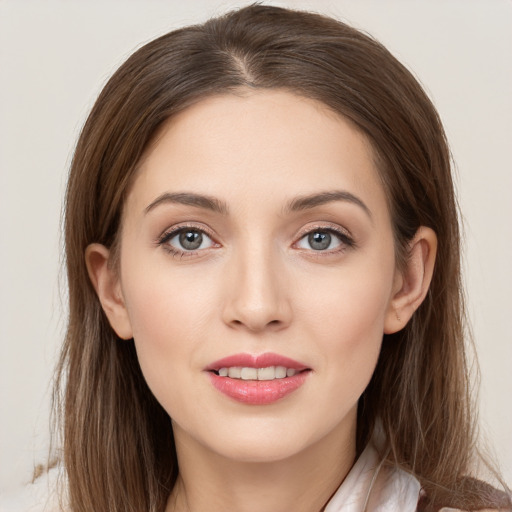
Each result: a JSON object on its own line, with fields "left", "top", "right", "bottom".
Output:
{"left": 144, "top": 192, "right": 229, "bottom": 215}
{"left": 285, "top": 190, "right": 372, "bottom": 220}
{"left": 144, "top": 189, "right": 371, "bottom": 219}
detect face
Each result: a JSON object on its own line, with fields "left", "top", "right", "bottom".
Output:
{"left": 112, "top": 90, "right": 401, "bottom": 463}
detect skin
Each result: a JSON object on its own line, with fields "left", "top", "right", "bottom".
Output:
{"left": 86, "top": 90, "right": 437, "bottom": 512}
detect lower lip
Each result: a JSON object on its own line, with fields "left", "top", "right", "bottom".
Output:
{"left": 207, "top": 371, "right": 309, "bottom": 405}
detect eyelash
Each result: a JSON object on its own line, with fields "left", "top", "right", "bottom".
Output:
{"left": 294, "top": 224, "right": 356, "bottom": 254}
{"left": 157, "top": 224, "right": 218, "bottom": 258}
{"left": 156, "top": 223, "right": 355, "bottom": 258}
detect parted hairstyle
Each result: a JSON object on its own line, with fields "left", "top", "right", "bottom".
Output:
{"left": 55, "top": 4, "right": 510, "bottom": 512}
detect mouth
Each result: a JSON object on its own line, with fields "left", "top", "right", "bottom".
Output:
{"left": 205, "top": 353, "right": 311, "bottom": 404}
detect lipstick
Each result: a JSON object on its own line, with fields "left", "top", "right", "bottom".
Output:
{"left": 205, "top": 352, "right": 311, "bottom": 405}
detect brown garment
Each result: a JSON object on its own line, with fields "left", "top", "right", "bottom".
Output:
{"left": 416, "top": 477, "right": 512, "bottom": 511}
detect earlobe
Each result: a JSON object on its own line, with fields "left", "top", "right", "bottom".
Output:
{"left": 85, "top": 243, "right": 133, "bottom": 340}
{"left": 384, "top": 227, "right": 437, "bottom": 334}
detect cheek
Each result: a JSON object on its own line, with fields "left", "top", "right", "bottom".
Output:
{"left": 122, "top": 255, "right": 216, "bottom": 342}
{"left": 301, "top": 262, "right": 393, "bottom": 346}
{"left": 119, "top": 259, "right": 217, "bottom": 404}
{"left": 297, "top": 255, "right": 395, "bottom": 391}
{"left": 317, "top": 285, "right": 387, "bottom": 378}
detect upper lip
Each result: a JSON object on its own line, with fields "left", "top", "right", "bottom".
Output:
{"left": 205, "top": 352, "right": 310, "bottom": 372}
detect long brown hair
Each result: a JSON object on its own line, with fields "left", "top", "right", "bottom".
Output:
{"left": 56, "top": 5, "right": 507, "bottom": 511}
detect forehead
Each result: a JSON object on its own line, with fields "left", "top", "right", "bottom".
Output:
{"left": 127, "top": 90, "right": 388, "bottom": 219}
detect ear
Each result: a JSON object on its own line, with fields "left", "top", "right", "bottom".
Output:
{"left": 85, "top": 243, "right": 133, "bottom": 340}
{"left": 384, "top": 227, "right": 437, "bottom": 334}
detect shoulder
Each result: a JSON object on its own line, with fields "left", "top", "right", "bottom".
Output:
{"left": 0, "top": 467, "right": 66, "bottom": 512}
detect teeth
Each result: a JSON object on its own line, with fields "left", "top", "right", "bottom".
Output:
{"left": 257, "top": 366, "right": 275, "bottom": 380}
{"left": 275, "top": 366, "right": 287, "bottom": 378}
{"left": 228, "top": 367, "right": 241, "bottom": 378}
{"left": 217, "top": 366, "right": 298, "bottom": 380}
{"left": 240, "top": 367, "right": 258, "bottom": 380}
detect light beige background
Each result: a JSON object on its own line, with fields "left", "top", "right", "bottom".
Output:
{"left": 1, "top": 0, "right": 511, "bottom": 494}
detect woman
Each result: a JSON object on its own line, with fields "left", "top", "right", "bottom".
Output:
{"left": 45, "top": 4, "right": 511, "bottom": 511}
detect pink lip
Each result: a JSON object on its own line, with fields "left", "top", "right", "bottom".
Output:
{"left": 205, "top": 352, "right": 309, "bottom": 372}
{"left": 205, "top": 352, "right": 311, "bottom": 405}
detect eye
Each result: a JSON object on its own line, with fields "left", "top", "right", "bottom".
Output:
{"left": 295, "top": 228, "right": 353, "bottom": 252}
{"left": 159, "top": 227, "right": 215, "bottom": 253}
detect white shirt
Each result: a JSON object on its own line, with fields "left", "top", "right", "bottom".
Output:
{"left": 325, "top": 442, "right": 421, "bottom": 511}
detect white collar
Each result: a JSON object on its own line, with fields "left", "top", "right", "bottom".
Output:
{"left": 324, "top": 443, "right": 421, "bottom": 512}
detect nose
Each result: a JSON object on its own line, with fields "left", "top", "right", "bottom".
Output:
{"left": 221, "top": 242, "right": 293, "bottom": 333}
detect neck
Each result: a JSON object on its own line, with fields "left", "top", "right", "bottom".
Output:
{"left": 166, "top": 413, "right": 357, "bottom": 512}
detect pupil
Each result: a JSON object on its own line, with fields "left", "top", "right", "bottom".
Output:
{"left": 179, "top": 230, "right": 202, "bottom": 250}
{"left": 309, "top": 231, "right": 331, "bottom": 250}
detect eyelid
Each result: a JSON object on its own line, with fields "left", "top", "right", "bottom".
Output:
{"left": 295, "top": 222, "right": 353, "bottom": 241}
{"left": 158, "top": 218, "right": 219, "bottom": 238}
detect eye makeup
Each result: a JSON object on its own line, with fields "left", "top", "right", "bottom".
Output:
{"left": 155, "top": 220, "right": 356, "bottom": 260}
{"left": 156, "top": 223, "right": 220, "bottom": 258}
{"left": 293, "top": 223, "right": 356, "bottom": 254}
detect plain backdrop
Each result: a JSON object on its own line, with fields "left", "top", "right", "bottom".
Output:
{"left": 1, "top": 0, "right": 511, "bottom": 495}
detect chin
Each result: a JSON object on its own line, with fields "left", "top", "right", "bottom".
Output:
{"left": 196, "top": 417, "right": 329, "bottom": 464}
{"left": 212, "top": 436, "right": 309, "bottom": 464}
